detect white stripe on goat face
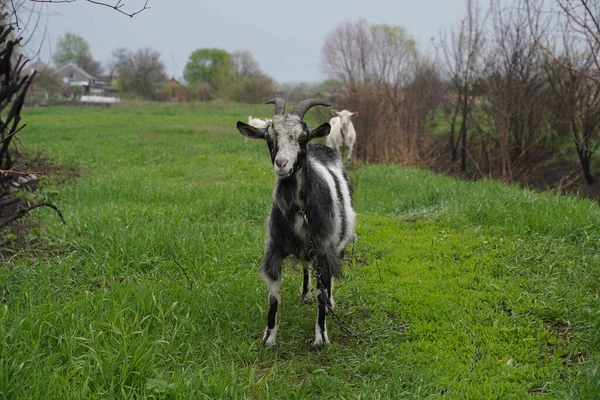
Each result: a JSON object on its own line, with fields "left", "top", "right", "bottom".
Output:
{"left": 268, "top": 115, "right": 307, "bottom": 178}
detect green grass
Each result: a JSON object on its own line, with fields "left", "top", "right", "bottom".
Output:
{"left": 1, "top": 102, "right": 599, "bottom": 398}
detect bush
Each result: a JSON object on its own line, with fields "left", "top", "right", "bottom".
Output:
{"left": 219, "top": 75, "right": 276, "bottom": 104}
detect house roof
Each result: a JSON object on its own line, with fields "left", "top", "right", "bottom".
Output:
{"left": 26, "top": 61, "right": 52, "bottom": 73}
{"left": 55, "top": 62, "right": 97, "bottom": 81}
{"left": 156, "top": 78, "right": 187, "bottom": 89}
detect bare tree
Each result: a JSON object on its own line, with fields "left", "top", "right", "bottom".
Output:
{"left": 526, "top": 0, "right": 600, "bottom": 84}
{"left": 106, "top": 47, "right": 128, "bottom": 81}
{"left": 322, "top": 20, "right": 426, "bottom": 164}
{"left": 439, "top": 0, "right": 487, "bottom": 171}
{"left": 544, "top": 34, "right": 600, "bottom": 184}
{"left": 404, "top": 57, "right": 444, "bottom": 160}
{"left": 480, "top": 0, "right": 549, "bottom": 181}
{"left": 221, "top": 50, "right": 276, "bottom": 103}
{"left": 0, "top": 26, "right": 36, "bottom": 174}
{"left": 525, "top": 0, "right": 600, "bottom": 184}
{"left": 112, "top": 47, "right": 167, "bottom": 100}
{"left": 0, "top": 11, "right": 63, "bottom": 228}
{"left": 230, "top": 50, "right": 262, "bottom": 78}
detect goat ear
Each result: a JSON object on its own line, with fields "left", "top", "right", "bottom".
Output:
{"left": 237, "top": 121, "right": 266, "bottom": 140}
{"left": 307, "top": 122, "right": 331, "bottom": 141}
{"left": 352, "top": 111, "right": 359, "bottom": 117}
{"left": 331, "top": 109, "right": 339, "bottom": 117}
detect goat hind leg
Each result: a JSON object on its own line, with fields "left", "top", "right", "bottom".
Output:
{"left": 327, "top": 277, "right": 335, "bottom": 311}
{"left": 300, "top": 261, "right": 312, "bottom": 303}
{"left": 313, "top": 277, "right": 332, "bottom": 346}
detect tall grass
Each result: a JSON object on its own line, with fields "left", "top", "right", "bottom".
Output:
{"left": 1, "top": 102, "right": 598, "bottom": 398}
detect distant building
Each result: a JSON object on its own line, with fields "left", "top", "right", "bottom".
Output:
{"left": 158, "top": 78, "right": 188, "bottom": 102}
{"left": 56, "top": 62, "right": 96, "bottom": 87}
{"left": 55, "top": 62, "right": 120, "bottom": 104}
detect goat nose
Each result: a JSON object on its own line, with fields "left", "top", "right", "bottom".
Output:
{"left": 275, "top": 158, "right": 289, "bottom": 169}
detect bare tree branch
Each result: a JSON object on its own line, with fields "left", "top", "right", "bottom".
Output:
{"left": 29, "top": 0, "right": 149, "bottom": 18}
{"left": 9, "top": 0, "right": 20, "bottom": 28}
{"left": 0, "top": 202, "right": 64, "bottom": 228}
{"left": 526, "top": 0, "right": 600, "bottom": 84}
{"left": 171, "top": 255, "right": 194, "bottom": 291}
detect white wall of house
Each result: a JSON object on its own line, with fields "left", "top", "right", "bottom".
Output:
{"left": 80, "top": 95, "right": 120, "bottom": 104}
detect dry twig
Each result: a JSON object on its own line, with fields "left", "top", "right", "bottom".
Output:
{"left": 29, "top": 0, "right": 149, "bottom": 18}
{"left": 0, "top": 201, "right": 64, "bottom": 228}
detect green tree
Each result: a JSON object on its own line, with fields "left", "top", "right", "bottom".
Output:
{"left": 53, "top": 33, "right": 102, "bottom": 76}
{"left": 183, "top": 48, "right": 233, "bottom": 94}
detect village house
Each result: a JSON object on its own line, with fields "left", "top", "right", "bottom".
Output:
{"left": 55, "top": 62, "right": 120, "bottom": 104}
{"left": 159, "top": 78, "right": 188, "bottom": 102}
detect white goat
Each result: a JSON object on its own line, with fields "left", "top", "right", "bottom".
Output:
{"left": 248, "top": 115, "right": 271, "bottom": 129}
{"left": 246, "top": 116, "right": 272, "bottom": 142}
{"left": 326, "top": 109, "right": 358, "bottom": 162}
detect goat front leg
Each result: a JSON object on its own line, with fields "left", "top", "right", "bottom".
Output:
{"left": 346, "top": 141, "right": 354, "bottom": 163}
{"left": 260, "top": 248, "right": 283, "bottom": 346}
{"left": 336, "top": 143, "right": 343, "bottom": 161}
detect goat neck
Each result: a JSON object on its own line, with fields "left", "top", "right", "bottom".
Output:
{"left": 273, "top": 165, "right": 307, "bottom": 216}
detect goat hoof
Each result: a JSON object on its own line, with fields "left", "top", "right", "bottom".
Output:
{"left": 312, "top": 336, "right": 331, "bottom": 347}
{"left": 263, "top": 328, "right": 277, "bottom": 347}
{"left": 327, "top": 299, "right": 335, "bottom": 312}
{"left": 301, "top": 294, "right": 312, "bottom": 303}
{"left": 313, "top": 327, "right": 331, "bottom": 346}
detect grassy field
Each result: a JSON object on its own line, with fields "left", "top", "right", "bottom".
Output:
{"left": 1, "top": 102, "right": 599, "bottom": 399}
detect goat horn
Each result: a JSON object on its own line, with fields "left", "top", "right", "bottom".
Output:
{"left": 292, "top": 99, "right": 331, "bottom": 120}
{"left": 266, "top": 98, "right": 286, "bottom": 115}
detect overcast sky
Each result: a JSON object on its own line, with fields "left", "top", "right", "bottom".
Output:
{"left": 24, "top": 0, "right": 467, "bottom": 84}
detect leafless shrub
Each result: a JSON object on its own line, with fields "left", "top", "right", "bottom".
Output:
{"left": 322, "top": 20, "right": 442, "bottom": 164}
{"left": 526, "top": 0, "right": 600, "bottom": 84}
{"left": 543, "top": 35, "right": 600, "bottom": 184}
{"left": 438, "top": 0, "right": 487, "bottom": 171}
{"left": 525, "top": 0, "right": 600, "bottom": 185}
{"left": 0, "top": 21, "right": 36, "bottom": 174}
{"left": 477, "top": 0, "right": 550, "bottom": 181}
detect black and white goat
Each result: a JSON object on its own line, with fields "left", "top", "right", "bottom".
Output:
{"left": 236, "top": 98, "right": 356, "bottom": 346}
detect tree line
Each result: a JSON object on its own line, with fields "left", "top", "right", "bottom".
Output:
{"left": 322, "top": 0, "right": 600, "bottom": 192}
{"left": 35, "top": 33, "right": 276, "bottom": 102}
